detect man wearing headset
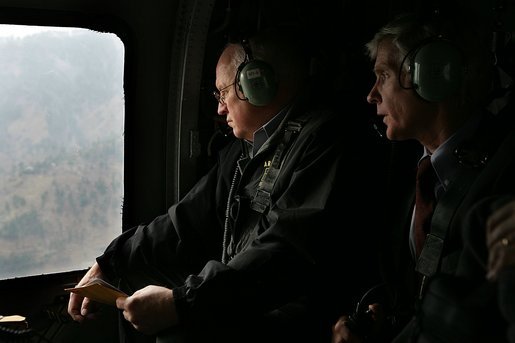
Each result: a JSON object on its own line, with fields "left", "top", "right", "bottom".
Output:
{"left": 332, "top": 3, "right": 515, "bottom": 343}
{"left": 68, "top": 28, "right": 378, "bottom": 343}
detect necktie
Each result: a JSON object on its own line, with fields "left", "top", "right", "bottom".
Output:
{"left": 414, "top": 156, "right": 437, "bottom": 257}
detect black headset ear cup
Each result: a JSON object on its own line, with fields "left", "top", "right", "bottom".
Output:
{"left": 410, "top": 39, "right": 464, "bottom": 102}
{"left": 237, "top": 59, "right": 277, "bottom": 106}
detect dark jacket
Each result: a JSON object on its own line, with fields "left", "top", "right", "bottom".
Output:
{"left": 97, "top": 99, "right": 379, "bottom": 342}
{"left": 381, "top": 102, "right": 515, "bottom": 342}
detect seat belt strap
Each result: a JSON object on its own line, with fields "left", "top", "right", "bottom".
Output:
{"left": 415, "top": 168, "right": 480, "bottom": 278}
{"left": 250, "top": 116, "right": 309, "bottom": 213}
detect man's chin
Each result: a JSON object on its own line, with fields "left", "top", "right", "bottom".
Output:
{"left": 386, "top": 130, "right": 411, "bottom": 142}
{"left": 385, "top": 128, "right": 401, "bottom": 141}
{"left": 231, "top": 128, "right": 247, "bottom": 140}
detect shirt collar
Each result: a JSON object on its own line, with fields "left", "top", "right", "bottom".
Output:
{"left": 247, "top": 106, "right": 288, "bottom": 158}
{"left": 427, "top": 112, "right": 482, "bottom": 192}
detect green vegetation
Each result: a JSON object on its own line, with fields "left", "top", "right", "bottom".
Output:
{"left": 0, "top": 29, "right": 124, "bottom": 279}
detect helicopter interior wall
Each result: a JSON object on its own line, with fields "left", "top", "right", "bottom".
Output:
{"left": 0, "top": 1, "right": 180, "bottom": 341}
{"left": 0, "top": 0, "right": 513, "bottom": 341}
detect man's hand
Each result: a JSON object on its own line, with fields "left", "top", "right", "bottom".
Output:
{"left": 332, "top": 303, "right": 384, "bottom": 343}
{"left": 487, "top": 200, "right": 515, "bottom": 281}
{"left": 332, "top": 315, "right": 364, "bottom": 343}
{"left": 116, "top": 285, "right": 178, "bottom": 335}
{"left": 67, "top": 262, "right": 104, "bottom": 322}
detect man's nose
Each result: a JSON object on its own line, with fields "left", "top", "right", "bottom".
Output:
{"left": 367, "top": 85, "right": 381, "bottom": 104}
{"left": 217, "top": 102, "right": 228, "bottom": 115}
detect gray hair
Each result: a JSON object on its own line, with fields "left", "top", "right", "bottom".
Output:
{"left": 230, "top": 43, "right": 246, "bottom": 72}
{"left": 365, "top": 9, "right": 494, "bottom": 105}
{"left": 365, "top": 14, "right": 437, "bottom": 73}
{"left": 229, "top": 29, "right": 309, "bottom": 89}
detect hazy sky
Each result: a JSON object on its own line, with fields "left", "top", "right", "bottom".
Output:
{"left": 0, "top": 24, "right": 80, "bottom": 38}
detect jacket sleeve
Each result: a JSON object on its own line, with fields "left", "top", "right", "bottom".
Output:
{"left": 172, "top": 113, "right": 379, "bottom": 329}
{"left": 96, "top": 142, "right": 238, "bottom": 289}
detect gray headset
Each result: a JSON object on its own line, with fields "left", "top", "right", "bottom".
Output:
{"left": 403, "top": 37, "right": 465, "bottom": 102}
{"left": 235, "top": 40, "right": 277, "bottom": 106}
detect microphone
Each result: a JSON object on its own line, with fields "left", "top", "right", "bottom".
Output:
{"left": 207, "top": 122, "right": 233, "bottom": 157}
{"left": 371, "top": 117, "right": 387, "bottom": 139}
{"left": 218, "top": 123, "right": 233, "bottom": 137}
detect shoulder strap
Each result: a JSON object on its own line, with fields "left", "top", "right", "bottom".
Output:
{"left": 416, "top": 112, "right": 512, "bottom": 291}
{"left": 250, "top": 113, "right": 311, "bottom": 213}
{"left": 415, "top": 168, "right": 480, "bottom": 278}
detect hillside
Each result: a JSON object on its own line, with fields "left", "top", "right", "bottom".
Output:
{"left": 0, "top": 28, "right": 125, "bottom": 279}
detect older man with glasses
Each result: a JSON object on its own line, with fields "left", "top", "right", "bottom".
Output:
{"left": 69, "top": 28, "right": 379, "bottom": 343}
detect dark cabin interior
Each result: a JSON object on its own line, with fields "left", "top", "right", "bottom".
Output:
{"left": 0, "top": 0, "right": 513, "bottom": 341}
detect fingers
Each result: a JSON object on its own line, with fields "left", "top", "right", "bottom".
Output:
{"left": 67, "top": 293, "right": 97, "bottom": 322}
{"left": 368, "top": 303, "right": 382, "bottom": 313}
{"left": 67, "top": 292, "right": 86, "bottom": 322}
{"left": 116, "top": 296, "right": 136, "bottom": 329}
{"left": 486, "top": 201, "right": 515, "bottom": 281}
{"left": 486, "top": 201, "right": 515, "bottom": 248}
{"left": 115, "top": 296, "right": 126, "bottom": 310}
{"left": 487, "top": 238, "right": 515, "bottom": 281}
{"left": 80, "top": 297, "right": 98, "bottom": 319}
{"left": 116, "top": 286, "right": 178, "bottom": 335}
{"left": 332, "top": 315, "right": 350, "bottom": 343}
{"left": 368, "top": 303, "right": 383, "bottom": 322}
{"left": 67, "top": 264, "right": 104, "bottom": 322}
{"left": 117, "top": 295, "right": 150, "bottom": 334}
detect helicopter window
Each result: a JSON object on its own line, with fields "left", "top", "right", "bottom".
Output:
{"left": 0, "top": 25, "right": 124, "bottom": 280}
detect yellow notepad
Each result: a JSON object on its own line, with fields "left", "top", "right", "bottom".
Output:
{"left": 0, "top": 315, "right": 26, "bottom": 323}
{"left": 65, "top": 278, "right": 128, "bottom": 306}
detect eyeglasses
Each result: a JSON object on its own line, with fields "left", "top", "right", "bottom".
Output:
{"left": 213, "top": 83, "right": 235, "bottom": 105}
